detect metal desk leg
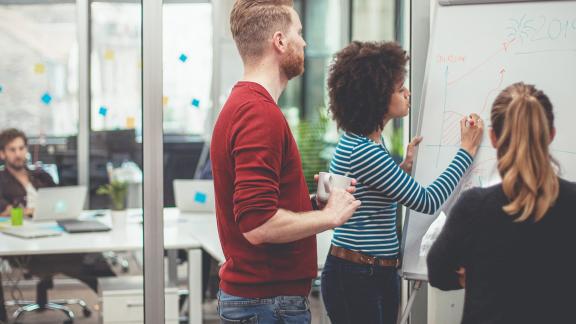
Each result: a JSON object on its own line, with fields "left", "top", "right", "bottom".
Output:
{"left": 167, "top": 250, "right": 178, "bottom": 287}
{"left": 188, "top": 249, "right": 202, "bottom": 324}
{"left": 0, "top": 271, "right": 6, "bottom": 322}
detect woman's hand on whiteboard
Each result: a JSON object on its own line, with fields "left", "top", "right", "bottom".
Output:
{"left": 460, "top": 113, "right": 484, "bottom": 157}
{"left": 400, "top": 136, "right": 423, "bottom": 173}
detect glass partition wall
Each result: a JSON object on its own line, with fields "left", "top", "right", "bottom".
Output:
{"left": 0, "top": 0, "right": 147, "bottom": 323}
{"left": 0, "top": 1, "right": 408, "bottom": 323}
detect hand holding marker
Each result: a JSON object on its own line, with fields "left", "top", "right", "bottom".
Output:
{"left": 465, "top": 115, "right": 477, "bottom": 128}
{"left": 460, "top": 113, "right": 484, "bottom": 157}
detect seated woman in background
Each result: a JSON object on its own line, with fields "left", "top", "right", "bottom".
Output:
{"left": 427, "top": 82, "right": 576, "bottom": 324}
{"left": 320, "top": 41, "right": 483, "bottom": 324}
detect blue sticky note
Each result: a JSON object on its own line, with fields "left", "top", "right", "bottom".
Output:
{"left": 41, "top": 92, "right": 52, "bottom": 105}
{"left": 194, "top": 192, "right": 207, "bottom": 204}
{"left": 191, "top": 98, "right": 200, "bottom": 108}
{"left": 99, "top": 106, "right": 108, "bottom": 117}
{"left": 0, "top": 85, "right": 3, "bottom": 93}
{"left": 179, "top": 54, "right": 188, "bottom": 62}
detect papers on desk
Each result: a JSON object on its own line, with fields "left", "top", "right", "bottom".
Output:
{"left": 0, "top": 224, "right": 63, "bottom": 239}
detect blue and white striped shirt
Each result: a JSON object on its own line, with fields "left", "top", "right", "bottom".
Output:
{"left": 329, "top": 133, "right": 473, "bottom": 258}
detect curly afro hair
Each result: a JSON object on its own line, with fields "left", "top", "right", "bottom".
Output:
{"left": 327, "top": 41, "right": 409, "bottom": 136}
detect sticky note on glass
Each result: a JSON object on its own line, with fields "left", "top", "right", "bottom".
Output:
{"left": 194, "top": 192, "right": 207, "bottom": 204}
{"left": 41, "top": 92, "right": 52, "bottom": 105}
{"left": 99, "top": 106, "right": 108, "bottom": 117}
{"left": 179, "top": 54, "right": 188, "bottom": 62}
{"left": 126, "top": 117, "right": 135, "bottom": 129}
{"left": 163, "top": 96, "right": 169, "bottom": 106}
{"left": 191, "top": 98, "right": 200, "bottom": 108}
{"left": 34, "top": 63, "right": 46, "bottom": 74}
{"left": 104, "top": 49, "right": 115, "bottom": 61}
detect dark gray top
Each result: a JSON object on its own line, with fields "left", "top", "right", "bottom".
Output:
{"left": 0, "top": 167, "right": 55, "bottom": 212}
{"left": 427, "top": 178, "right": 576, "bottom": 324}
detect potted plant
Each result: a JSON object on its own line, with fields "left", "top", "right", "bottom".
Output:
{"left": 97, "top": 180, "right": 128, "bottom": 228}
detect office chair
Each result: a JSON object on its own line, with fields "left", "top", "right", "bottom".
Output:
{"left": 5, "top": 277, "right": 91, "bottom": 324}
{"left": 4, "top": 254, "right": 114, "bottom": 323}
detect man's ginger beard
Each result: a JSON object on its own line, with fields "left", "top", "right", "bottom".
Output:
{"left": 280, "top": 42, "right": 305, "bottom": 80}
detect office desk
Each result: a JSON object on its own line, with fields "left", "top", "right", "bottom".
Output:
{"left": 1, "top": 209, "right": 335, "bottom": 324}
{"left": 168, "top": 208, "right": 334, "bottom": 268}
{"left": 0, "top": 210, "right": 204, "bottom": 324}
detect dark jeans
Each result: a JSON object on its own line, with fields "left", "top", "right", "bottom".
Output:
{"left": 217, "top": 290, "right": 311, "bottom": 324}
{"left": 321, "top": 254, "right": 400, "bottom": 324}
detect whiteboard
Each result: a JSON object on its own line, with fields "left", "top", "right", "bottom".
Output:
{"left": 400, "top": 0, "right": 576, "bottom": 280}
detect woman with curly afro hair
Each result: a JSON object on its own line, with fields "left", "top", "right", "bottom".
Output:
{"left": 320, "top": 41, "right": 484, "bottom": 324}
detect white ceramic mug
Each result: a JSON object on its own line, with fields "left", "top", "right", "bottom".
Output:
{"left": 317, "top": 172, "right": 353, "bottom": 202}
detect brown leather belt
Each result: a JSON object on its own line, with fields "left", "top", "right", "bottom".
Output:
{"left": 330, "top": 244, "right": 399, "bottom": 268}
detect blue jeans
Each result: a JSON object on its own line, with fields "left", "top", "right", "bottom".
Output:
{"left": 217, "top": 290, "right": 311, "bottom": 324}
{"left": 321, "top": 254, "right": 400, "bottom": 324}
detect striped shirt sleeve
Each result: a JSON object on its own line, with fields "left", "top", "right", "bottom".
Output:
{"left": 350, "top": 143, "right": 473, "bottom": 215}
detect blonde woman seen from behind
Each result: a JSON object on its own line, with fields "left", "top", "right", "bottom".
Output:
{"left": 427, "top": 82, "right": 576, "bottom": 324}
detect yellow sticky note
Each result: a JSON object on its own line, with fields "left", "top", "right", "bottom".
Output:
{"left": 163, "top": 96, "right": 169, "bottom": 106}
{"left": 126, "top": 117, "right": 136, "bottom": 129}
{"left": 34, "top": 63, "right": 45, "bottom": 74}
{"left": 104, "top": 49, "right": 115, "bottom": 61}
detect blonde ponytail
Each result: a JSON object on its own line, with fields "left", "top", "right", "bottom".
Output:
{"left": 490, "top": 83, "right": 558, "bottom": 222}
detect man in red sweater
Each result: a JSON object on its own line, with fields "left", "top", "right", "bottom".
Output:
{"left": 211, "top": 0, "right": 361, "bottom": 323}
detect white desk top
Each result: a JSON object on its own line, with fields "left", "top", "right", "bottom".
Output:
{"left": 0, "top": 209, "right": 201, "bottom": 256}
{"left": 0, "top": 208, "right": 334, "bottom": 268}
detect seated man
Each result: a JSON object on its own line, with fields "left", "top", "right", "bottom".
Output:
{"left": 0, "top": 128, "right": 55, "bottom": 216}
{"left": 0, "top": 128, "right": 115, "bottom": 318}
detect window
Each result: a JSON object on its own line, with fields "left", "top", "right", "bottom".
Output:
{"left": 91, "top": 2, "right": 141, "bottom": 132}
{"left": 352, "top": 0, "right": 396, "bottom": 42}
{"left": 0, "top": 4, "right": 78, "bottom": 137}
{"left": 163, "top": 2, "right": 213, "bottom": 135}
{"left": 90, "top": 1, "right": 213, "bottom": 136}
{"left": 351, "top": 0, "right": 406, "bottom": 159}
{"left": 278, "top": 0, "right": 348, "bottom": 191}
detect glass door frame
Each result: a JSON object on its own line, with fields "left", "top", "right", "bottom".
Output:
{"left": 142, "top": 0, "right": 165, "bottom": 322}
{"left": 142, "top": 0, "right": 215, "bottom": 323}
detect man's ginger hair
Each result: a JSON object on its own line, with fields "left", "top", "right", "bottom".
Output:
{"left": 230, "top": 0, "right": 294, "bottom": 63}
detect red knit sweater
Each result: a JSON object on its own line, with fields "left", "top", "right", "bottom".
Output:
{"left": 210, "top": 82, "right": 317, "bottom": 297}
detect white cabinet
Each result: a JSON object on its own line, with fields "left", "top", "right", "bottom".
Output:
{"left": 99, "top": 276, "right": 179, "bottom": 324}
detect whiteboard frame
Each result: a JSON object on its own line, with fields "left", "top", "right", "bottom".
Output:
{"left": 439, "top": 0, "right": 568, "bottom": 5}
{"left": 399, "top": 0, "right": 442, "bottom": 281}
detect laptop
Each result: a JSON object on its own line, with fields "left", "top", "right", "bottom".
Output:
{"left": 57, "top": 219, "right": 111, "bottom": 233}
{"left": 33, "top": 186, "right": 87, "bottom": 222}
{"left": 173, "top": 180, "right": 215, "bottom": 213}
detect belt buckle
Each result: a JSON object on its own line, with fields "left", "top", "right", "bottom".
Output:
{"left": 360, "top": 255, "right": 375, "bottom": 265}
